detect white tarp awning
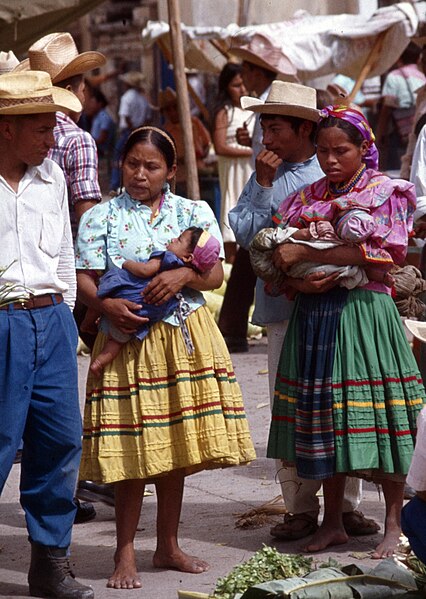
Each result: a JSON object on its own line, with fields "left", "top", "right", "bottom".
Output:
{"left": 142, "top": 2, "right": 424, "bottom": 80}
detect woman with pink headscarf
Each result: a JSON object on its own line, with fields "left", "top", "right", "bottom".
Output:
{"left": 267, "top": 105, "right": 425, "bottom": 558}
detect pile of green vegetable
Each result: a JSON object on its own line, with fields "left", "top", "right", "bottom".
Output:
{"left": 213, "top": 546, "right": 313, "bottom": 599}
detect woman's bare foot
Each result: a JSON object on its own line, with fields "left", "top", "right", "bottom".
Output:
{"left": 107, "top": 547, "right": 142, "bottom": 589}
{"left": 153, "top": 548, "right": 209, "bottom": 573}
{"left": 303, "top": 523, "right": 348, "bottom": 553}
{"left": 371, "top": 527, "right": 401, "bottom": 559}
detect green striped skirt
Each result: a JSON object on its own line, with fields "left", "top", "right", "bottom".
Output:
{"left": 267, "top": 288, "right": 424, "bottom": 480}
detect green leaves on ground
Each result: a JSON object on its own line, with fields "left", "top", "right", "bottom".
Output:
{"left": 213, "top": 546, "right": 313, "bottom": 599}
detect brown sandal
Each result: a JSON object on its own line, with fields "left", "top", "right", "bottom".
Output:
{"left": 342, "top": 510, "right": 380, "bottom": 536}
{"left": 270, "top": 512, "right": 318, "bottom": 541}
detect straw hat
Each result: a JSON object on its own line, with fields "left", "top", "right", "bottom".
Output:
{"left": 0, "top": 71, "right": 82, "bottom": 115}
{"left": 14, "top": 32, "right": 105, "bottom": 84}
{"left": 405, "top": 319, "right": 426, "bottom": 343}
{"left": 0, "top": 51, "right": 19, "bottom": 74}
{"left": 158, "top": 87, "right": 177, "bottom": 110}
{"left": 230, "top": 34, "right": 297, "bottom": 78}
{"left": 119, "top": 71, "right": 146, "bottom": 89}
{"left": 240, "top": 80, "right": 320, "bottom": 122}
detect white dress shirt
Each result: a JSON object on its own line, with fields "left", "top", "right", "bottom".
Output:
{"left": 0, "top": 158, "right": 76, "bottom": 308}
{"left": 118, "top": 89, "right": 152, "bottom": 130}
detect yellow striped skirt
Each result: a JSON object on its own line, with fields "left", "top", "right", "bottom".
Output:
{"left": 79, "top": 305, "right": 256, "bottom": 483}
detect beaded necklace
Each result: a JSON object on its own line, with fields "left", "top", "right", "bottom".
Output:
{"left": 327, "top": 163, "right": 366, "bottom": 197}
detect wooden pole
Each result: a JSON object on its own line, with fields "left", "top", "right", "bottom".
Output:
{"left": 347, "top": 31, "right": 386, "bottom": 103}
{"left": 157, "top": 38, "right": 210, "bottom": 122}
{"left": 167, "top": 0, "right": 200, "bottom": 199}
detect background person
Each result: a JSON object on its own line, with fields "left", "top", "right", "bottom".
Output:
{"left": 376, "top": 42, "right": 426, "bottom": 172}
{"left": 85, "top": 86, "right": 116, "bottom": 192}
{"left": 75, "top": 126, "right": 256, "bottom": 589}
{"left": 212, "top": 62, "right": 253, "bottom": 264}
{"left": 159, "top": 86, "right": 211, "bottom": 197}
{"left": 110, "top": 71, "right": 154, "bottom": 194}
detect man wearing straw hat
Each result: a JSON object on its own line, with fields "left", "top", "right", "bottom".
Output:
{"left": 0, "top": 50, "right": 19, "bottom": 74}
{"left": 229, "top": 80, "right": 379, "bottom": 542}
{"left": 218, "top": 34, "right": 298, "bottom": 353}
{"left": 0, "top": 71, "right": 94, "bottom": 598}
{"left": 15, "top": 31, "right": 112, "bottom": 520}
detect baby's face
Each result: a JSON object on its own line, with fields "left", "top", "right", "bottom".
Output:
{"left": 167, "top": 230, "right": 193, "bottom": 260}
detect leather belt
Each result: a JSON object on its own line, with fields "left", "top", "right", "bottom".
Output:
{"left": 0, "top": 293, "right": 63, "bottom": 311}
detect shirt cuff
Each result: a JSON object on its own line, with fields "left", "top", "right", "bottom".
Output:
{"left": 251, "top": 179, "right": 274, "bottom": 210}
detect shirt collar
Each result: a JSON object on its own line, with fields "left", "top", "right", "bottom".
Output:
{"left": 281, "top": 153, "right": 318, "bottom": 172}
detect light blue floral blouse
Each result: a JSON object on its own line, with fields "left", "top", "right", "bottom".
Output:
{"left": 75, "top": 187, "right": 224, "bottom": 326}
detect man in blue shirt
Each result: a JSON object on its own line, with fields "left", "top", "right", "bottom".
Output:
{"left": 229, "top": 80, "right": 379, "bottom": 541}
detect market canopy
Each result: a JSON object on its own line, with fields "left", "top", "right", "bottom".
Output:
{"left": 0, "top": 0, "right": 106, "bottom": 56}
{"left": 142, "top": 1, "right": 425, "bottom": 81}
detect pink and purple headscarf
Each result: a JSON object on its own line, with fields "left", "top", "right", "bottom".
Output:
{"left": 318, "top": 105, "right": 379, "bottom": 170}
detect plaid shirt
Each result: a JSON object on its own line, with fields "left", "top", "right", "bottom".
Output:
{"left": 48, "top": 112, "right": 102, "bottom": 239}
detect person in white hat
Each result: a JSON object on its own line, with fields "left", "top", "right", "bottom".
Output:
{"left": 228, "top": 80, "right": 379, "bottom": 542}
{"left": 0, "top": 50, "right": 19, "bottom": 74}
{"left": 109, "top": 71, "right": 154, "bottom": 192}
{"left": 0, "top": 71, "right": 94, "bottom": 599}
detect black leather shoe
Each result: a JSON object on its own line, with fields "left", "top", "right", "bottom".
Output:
{"left": 28, "top": 543, "right": 94, "bottom": 598}
{"left": 76, "top": 481, "right": 115, "bottom": 507}
{"left": 73, "top": 499, "right": 96, "bottom": 524}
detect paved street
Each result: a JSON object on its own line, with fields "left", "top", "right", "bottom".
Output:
{"left": 0, "top": 338, "right": 389, "bottom": 598}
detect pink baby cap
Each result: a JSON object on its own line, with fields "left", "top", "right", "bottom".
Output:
{"left": 192, "top": 231, "right": 220, "bottom": 273}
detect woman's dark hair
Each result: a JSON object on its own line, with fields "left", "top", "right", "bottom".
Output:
{"left": 211, "top": 62, "right": 244, "bottom": 128}
{"left": 91, "top": 87, "right": 108, "bottom": 107}
{"left": 185, "top": 226, "right": 204, "bottom": 251}
{"left": 315, "top": 116, "right": 364, "bottom": 147}
{"left": 121, "top": 127, "right": 177, "bottom": 169}
{"left": 399, "top": 42, "right": 422, "bottom": 66}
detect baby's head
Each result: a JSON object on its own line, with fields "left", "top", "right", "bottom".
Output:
{"left": 167, "top": 227, "right": 220, "bottom": 272}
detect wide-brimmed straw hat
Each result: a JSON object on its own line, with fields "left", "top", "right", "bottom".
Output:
{"left": 158, "top": 87, "right": 177, "bottom": 110}
{"left": 0, "top": 51, "right": 19, "bottom": 74}
{"left": 405, "top": 319, "right": 426, "bottom": 343}
{"left": 119, "top": 71, "right": 146, "bottom": 89}
{"left": 0, "top": 71, "right": 82, "bottom": 115}
{"left": 14, "top": 32, "right": 105, "bottom": 84}
{"left": 230, "top": 34, "right": 297, "bottom": 78}
{"left": 240, "top": 80, "right": 320, "bottom": 122}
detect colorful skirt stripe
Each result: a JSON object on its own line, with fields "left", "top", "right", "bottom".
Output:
{"left": 80, "top": 305, "right": 256, "bottom": 484}
{"left": 267, "top": 289, "right": 424, "bottom": 480}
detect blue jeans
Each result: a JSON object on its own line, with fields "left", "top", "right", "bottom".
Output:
{"left": 0, "top": 299, "right": 82, "bottom": 548}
